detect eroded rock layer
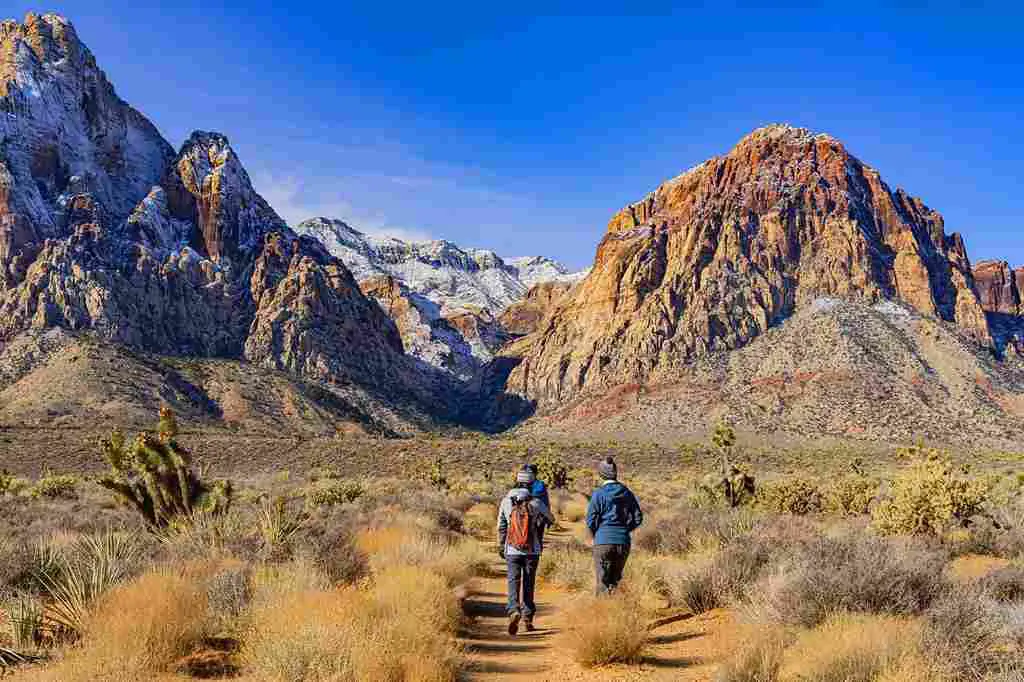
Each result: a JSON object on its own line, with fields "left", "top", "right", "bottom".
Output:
{"left": 508, "top": 125, "right": 992, "bottom": 406}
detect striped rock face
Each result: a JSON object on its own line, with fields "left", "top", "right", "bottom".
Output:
{"left": 507, "top": 124, "right": 992, "bottom": 407}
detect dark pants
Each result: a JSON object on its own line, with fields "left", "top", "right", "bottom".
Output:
{"left": 506, "top": 554, "right": 540, "bottom": 616}
{"left": 593, "top": 544, "right": 630, "bottom": 595}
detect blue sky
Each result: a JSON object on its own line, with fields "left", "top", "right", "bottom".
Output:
{"left": 9, "top": 2, "right": 1023, "bottom": 269}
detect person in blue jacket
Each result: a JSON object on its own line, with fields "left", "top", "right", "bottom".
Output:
{"left": 585, "top": 456, "right": 643, "bottom": 595}
{"left": 525, "top": 463, "right": 550, "bottom": 508}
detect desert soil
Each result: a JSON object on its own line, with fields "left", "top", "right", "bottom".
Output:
{"left": 460, "top": 523, "right": 740, "bottom": 681}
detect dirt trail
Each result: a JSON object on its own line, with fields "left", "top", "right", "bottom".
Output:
{"left": 460, "top": 524, "right": 738, "bottom": 681}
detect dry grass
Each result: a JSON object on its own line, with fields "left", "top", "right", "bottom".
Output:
{"left": 714, "top": 626, "right": 788, "bottom": 682}
{"left": 559, "top": 593, "right": 649, "bottom": 667}
{"left": 356, "top": 519, "right": 485, "bottom": 586}
{"left": 244, "top": 562, "right": 461, "bottom": 681}
{"left": 17, "top": 571, "right": 207, "bottom": 681}
{"left": 778, "top": 613, "right": 921, "bottom": 682}
{"left": 539, "top": 543, "right": 593, "bottom": 591}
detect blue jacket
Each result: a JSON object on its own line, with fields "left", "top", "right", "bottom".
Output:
{"left": 586, "top": 480, "right": 643, "bottom": 546}
{"left": 530, "top": 479, "right": 550, "bottom": 509}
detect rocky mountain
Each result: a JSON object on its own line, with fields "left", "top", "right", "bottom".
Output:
{"left": 0, "top": 12, "right": 485, "bottom": 433}
{"left": 507, "top": 124, "right": 998, "bottom": 411}
{"left": 521, "top": 298, "right": 1024, "bottom": 447}
{"left": 973, "top": 260, "right": 1024, "bottom": 357}
{"left": 293, "top": 217, "right": 579, "bottom": 316}
{"left": 293, "top": 216, "right": 581, "bottom": 377}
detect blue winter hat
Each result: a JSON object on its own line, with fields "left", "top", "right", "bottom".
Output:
{"left": 597, "top": 456, "right": 617, "bottom": 480}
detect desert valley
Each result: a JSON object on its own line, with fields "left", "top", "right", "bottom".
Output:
{"left": 0, "top": 11, "right": 1023, "bottom": 682}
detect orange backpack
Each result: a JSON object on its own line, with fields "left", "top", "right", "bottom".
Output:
{"left": 507, "top": 497, "right": 531, "bottom": 551}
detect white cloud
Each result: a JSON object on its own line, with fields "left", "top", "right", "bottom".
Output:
{"left": 252, "top": 171, "right": 433, "bottom": 243}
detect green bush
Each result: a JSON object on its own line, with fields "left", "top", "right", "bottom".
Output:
{"left": 29, "top": 473, "right": 79, "bottom": 499}
{"left": 306, "top": 481, "right": 365, "bottom": 507}
{"left": 825, "top": 475, "right": 879, "bottom": 516}
{"left": 873, "top": 449, "right": 990, "bottom": 536}
{"left": 534, "top": 449, "right": 571, "bottom": 489}
{"left": 757, "top": 477, "right": 823, "bottom": 515}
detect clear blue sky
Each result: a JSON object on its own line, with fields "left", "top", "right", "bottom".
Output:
{"left": 9, "top": 2, "right": 1023, "bottom": 269}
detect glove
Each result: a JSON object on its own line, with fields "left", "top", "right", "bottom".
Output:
{"left": 498, "top": 546, "right": 506, "bottom": 560}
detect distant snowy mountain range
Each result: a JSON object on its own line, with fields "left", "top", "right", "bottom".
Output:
{"left": 294, "top": 217, "right": 585, "bottom": 316}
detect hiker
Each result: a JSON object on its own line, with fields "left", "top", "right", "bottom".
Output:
{"left": 526, "top": 463, "right": 550, "bottom": 508}
{"left": 497, "top": 468, "right": 554, "bottom": 635}
{"left": 585, "top": 456, "right": 643, "bottom": 595}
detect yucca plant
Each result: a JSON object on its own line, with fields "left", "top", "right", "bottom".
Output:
{"left": 36, "top": 531, "right": 140, "bottom": 640}
{"left": 2, "top": 594, "right": 43, "bottom": 649}
{"left": 98, "top": 407, "right": 232, "bottom": 528}
{"left": 257, "top": 496, "right": 307, "bottom": 551}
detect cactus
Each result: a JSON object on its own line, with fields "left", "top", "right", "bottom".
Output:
{"left": 97, "top": 407, "right": 232, "bottom": 528}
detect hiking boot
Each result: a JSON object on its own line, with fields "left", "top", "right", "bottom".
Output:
{"left": 507, "top": 612, "right": 521, "bottom": 636}
{"left": 524, "top": 616, "right": 535, "bottom": 632}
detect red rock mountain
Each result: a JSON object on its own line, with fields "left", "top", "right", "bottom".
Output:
{"left": 973, "top": 260, "right": 1022, "bottom": 316}
{"left": 0, "top": 13, "right": 481, "bottom": 430}
{"left": 507, "top": 125, "right": 994, "bottom": 407}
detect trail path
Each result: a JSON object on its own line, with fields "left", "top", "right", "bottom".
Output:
{"left": 460, "top": 523, "right": 738, "bottom": 681}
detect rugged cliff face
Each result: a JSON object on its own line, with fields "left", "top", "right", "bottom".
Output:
{"left": 508, "top": 125, "right": 992, "bottom": 406}
{"left": 499, "top": 280, "right": 574, "bottom": 336}
{"left": 0, "top": 13, "right": 438, "bottom": 425}
{"left": 974, "top": 260, "right": 1022, "bottom": 315}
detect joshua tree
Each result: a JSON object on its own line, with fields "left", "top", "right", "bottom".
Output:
{"left": 98, "top": 407, "right": 231, "bottom": 528}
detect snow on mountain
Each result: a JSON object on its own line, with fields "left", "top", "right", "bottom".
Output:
{"left": 295, "top": 217, "right": 581, "bottom": 316}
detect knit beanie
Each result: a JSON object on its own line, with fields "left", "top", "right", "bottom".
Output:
{"left": 516, "top": 467, "right": 536, "bottom": 485}
{"left": 597, "top": 456, "right": 617, "bottom": 480}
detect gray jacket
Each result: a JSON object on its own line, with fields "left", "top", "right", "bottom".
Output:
{"left": 497, "top": 486, "right": 555, "bottom": 557}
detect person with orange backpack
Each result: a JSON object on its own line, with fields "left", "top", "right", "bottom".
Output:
{"left": 497, "top": 467, "right": 555, "bottom": 635}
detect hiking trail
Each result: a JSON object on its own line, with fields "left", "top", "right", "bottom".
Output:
{"left": 460, "top": 520, "right": 739, "bottom": 681}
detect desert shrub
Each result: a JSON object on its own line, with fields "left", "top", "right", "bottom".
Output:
{"left": 560, "top": 593, "right": 648, "bottom": 667}
{"left": 29, "top": 473, "right": 79, "bottom": 500}
{"left": 158, "top": 509, "right": 257, "bottom": 562}
{"left": 778, "top": 613, "right": 921, "bottom": 682}
{"left": 2, "top": 593, "right": 44, "bottom": 649}
{"left": 824, "top": 475, "right": 879, "bottom": 516}
{"left": 533, "top": 449, "right": 571, "bottom": 489}
{"left": 539, "top": 543, "right": 593, "bottom": 591}
{"left": 983, "top": 563, "right": 1024, "bottom": 602}
{"left": 636, "top": 506, "right": 755, "bottom": 555}
{"left": 715, "top": 627, "right": 788, "bottom": 681}
{"left": 304, "top": 525, "right": 369, "bottom": 586}
{"left": 462, "top": 502, "right": 497, "bottom": 539}
{"left": 254, "top": 496, "right": 306, "bottom": 559}
{"left": 306, "top": 480, "right": 365, "bottom": 507}
{"left": 245, "top": 565, "right": 462, "bottom": 681}
{"left": 752, "top": 534, "right": 944, "bottom": 627}
{"left": 664, "top": 534, "right": 775, "bottom": 613}
{"left": 757, "top": 478, "right": 823, "bottom": 515}
{"left": 920, "top": 586, "right": 1005, "bottom": 679}
{"left": 0, "top": 470, "right": 29, "bottom": 497}
{"left": 428, "top": 455, "right": 448, "bottom": 491}
{"left": 37, "top": 531, "right": 142, "bottom": 640}
{"left": 206, "top": 563, "right": 252, "bottom": 632}
{"left": 25, "top": 571, "right": 207, "bottom": 680}
{"left": 97, "top": 407, "right": 232, "bottom": 528}
{"left": 356, "top": 521, "right": 484, "bottom": 586}
{"left": 873, "top": 449, "right": 990, "bottom": 536}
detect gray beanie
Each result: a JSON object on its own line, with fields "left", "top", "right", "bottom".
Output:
{"left": 516, "top": 467, "right": 536, "bottom": 485}
{"left": 597, "top": 456, "right": 617, "bottom": 480}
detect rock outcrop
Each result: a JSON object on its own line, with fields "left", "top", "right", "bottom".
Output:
{"left": 294, "top": 216, "right": 579, "bottom": 374}
{"left": 508, "top": 125, "right": 993, "bottom": 407}
{"left": 499, "top": 280, "right": 574, "bottom": 336}
{"left": 974, "top": 260, "right": 1022, "bottom": 315}
{"left": 0, "top": 12, "right": 451, "bottom": 428}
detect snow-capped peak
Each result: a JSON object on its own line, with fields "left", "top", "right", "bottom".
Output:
{"left": 294, "top": 217, "right": 582, "bottom": 316}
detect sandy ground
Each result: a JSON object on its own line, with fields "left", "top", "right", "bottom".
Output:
{"left": 460, "top": 524, "right": 741, "bottom": 681}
